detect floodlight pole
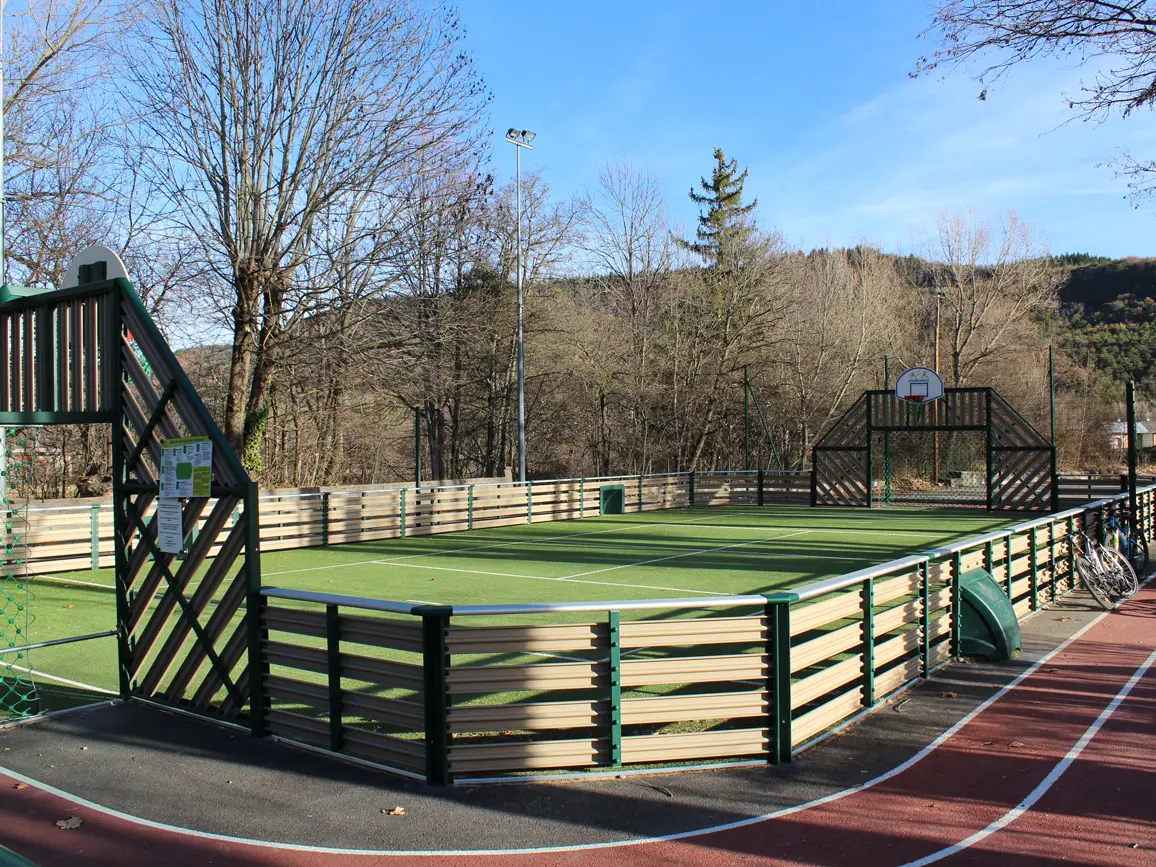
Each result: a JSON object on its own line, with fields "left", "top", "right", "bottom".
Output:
{"left": 1127, "top": 380, "right": 1138, "bottom": 523}
{"left": 933, "top": 292, "right": 943, "bottom": 485}
{"left": 506, "top": 129, "right": 535, "bottom": 483}
{"left": 744, "top": 365, "right": 751, "bottom": 471}
{"left": 1048, "top": 345, "right": 1056, "bottom": 445}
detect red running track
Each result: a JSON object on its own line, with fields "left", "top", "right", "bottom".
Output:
{"left": 3, "top": 590, "right": 1155, "bottom": 867}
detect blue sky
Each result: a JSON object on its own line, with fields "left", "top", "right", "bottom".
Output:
{"left": 457, "top": 0, "right": 1156, "bottom": 258}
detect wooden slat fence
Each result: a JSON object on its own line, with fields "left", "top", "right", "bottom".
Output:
{"left": 20, "top": 470, "right": 814, "bottom": 574}
{"left": 257, "top": 485, "right": 1155, "bottom": 784}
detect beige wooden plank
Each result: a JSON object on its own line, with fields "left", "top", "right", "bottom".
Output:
{"left": 448, "top": 661, "right": 600, "bottom": 694}
{"left": 448, "top": 699, "right": 601, "bottom": 733}
{"left": 929, "top": 639, "right": 952, "bottom": 668}
{"left": 446, "top": 623, "right": 601, "bottom": 654}
{"left": 875, "top": 656, "right": 922, "bottom": 697}
{"left": 621, "top": 728, "right": 768, "bottom": 763}
{"left": 448, "top": 738, "right": 600, "bottom": 773}
{"left": 792, "top": 687, "right": 864, "bottom": 745}
{"left": 791, "top": 622, "right": 862, "bottom": 673}
{"left": 875, "top": 571, "right": 920, "bottom": 606}
{"left": 1009, "top": 535, "right": 1030, "bottom": 555}
{"left": 874, "top": 600, "right": 921, "bottom": 636}
{"left": 340, "top": 615, "right": 423, "bottom": 654}
{"left": 620, "top": 616, "right": 764, "bottom": 648}
{"left": 1010, "top": 577, "right": 1030, "bottom": 600}
{"left": 929, "top": 561, "right": 953, "bottom": 583}
{"left": 622, "top": 690, "right": 766, "bottom": 725}
{"left": 792, "top": 653, "right": 863, "bottom": 710}
{"left": 1013, "top": 597, "right": 1032, "bottom": 619}
{"left": 960, "top": 550, "right": 985, "bottom": 572}
{"left": 621, "top": 654, "right": 765, "bottom": 687}
{"left": 341, "top": 692, "right": 424, "bottom": 729}
{"left": 928, "top": 587, "right": 952, "bottom": 612}
{"left": 791, "top": 588, "right": 864, "bottom": 636}
{"left": 339, "top": 653, "right": 424, "bottom": 690}
{"left": 873, "top": 630, "right": 920, "bottom": 669}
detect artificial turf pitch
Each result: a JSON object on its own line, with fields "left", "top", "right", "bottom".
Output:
{"left": 7, "top": 505, "right": 1016, "bottom": 715}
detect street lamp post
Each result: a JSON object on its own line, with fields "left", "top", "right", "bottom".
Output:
{"left": 933, "top": 289, "right": 945, "bottom": 485}
{"left": 505, "top": 128, "right": 535, "bottom": 483}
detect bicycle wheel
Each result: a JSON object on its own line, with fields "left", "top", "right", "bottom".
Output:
{"left": 1076, "top": 555, "right": 1117, "bottom": 610}
{"left": 1099, "top": 546, "right": 1140, "bottom": 598}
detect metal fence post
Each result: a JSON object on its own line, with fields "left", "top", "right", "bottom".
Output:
{"left": 321, "top": 492, "right": 330, "bottom": 548}
{"left": 467, "top": 484, "right": 474, "bottom": 531}
{"left": 326, "top": 604, "right": 343, "bottom": 752}
{"left": 400, "top": 488, "right": 407, "bottom": 539}
{"left": 951, "top": 551, "right": 963, "bottom": 659}
{"left": 579, "top": 478, "right": 585, "bottom": 518}
{"left": 920, "top": 561, "right": 931, "bottom": 677}
{"left": 90, "top": 504, "right": 101, "bottom": 570}
{"left": 689, "top": 471, "right": 696, "bottom": 508}
{"left": 608, "top": 610, "right": 621, "bottom": 767}
{"left": 758, "top": 469, "right": 764, "bottom": 506}
{"left": 415, "top": 604, "right": 452, "bottom": 785}
{"left": 1029, "top": 529, "right": 1040, "bottom": 611}
{"left": 862, "top": 577, "right": 875, "bottom": 707}
{"left": 637, "top": 475, "right": 643, "bottom": 513}
{"left": 1066, "top": 515, "right": 1077, "bottom": 593}
{"left": 1003, "top": 533, "right": 1013, "bottom": 597}
{"left": 764, "top": 592, "right": 796, "bottom": 764}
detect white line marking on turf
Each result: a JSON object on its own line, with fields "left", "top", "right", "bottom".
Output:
{"left": 376, "top": 560, "right": 722, "bottom": 596}
{"left": 3, "top": 663, "right": 116, "bottom": 695}
{"left": 0, "top": 598, "right": 1132, "bottom": 858}
{"left": 898, "top": 645, "right": 1156, "bottom": 866}
{"left": 30, "top": 575, "right": 115, "bottom": 590}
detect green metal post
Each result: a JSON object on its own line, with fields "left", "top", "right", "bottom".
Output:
{"left": 865, "top": 398, "right": 875, "bottom": 508}
{"left": 326, "top": 604, "right": 343, "bottom": 752}
{"left": 764, "top": 592, "right": 796, "bottom": 764}
{"left": 920, "top": 561, "right": 931, "bottom": 677}
{"left": 689, "top": 471, "right": 696, "bottom": 508}
{"left": 414, "top": 407, "right": 422, "bottom": 486}
{"left": 862, "top": 577, "right": 875, "bottom": 706}
{"left": 467, "top": 484, "right": 474, "bottom": 530}
{"left": 90, "top": 504, "right": 100, "bottom": 570}
{"left": 1004, "top": 533, "right": 1013, "bottom": 596}
{"left": 107, "top": 286, "right": 132, "bottom": 702}
{"left": 1049, "top": 345, "right": 1056, "bottom": 445}
{"left": 416, "top": 605, "right": 452, "bottom": 785}
{"left": 321, "top": 492, "right": 330, "bottom": 548}
{"left": 579, "top": 478, "right": 585, "bottom": 518}
{"left": 608, "top": 610, "right": 621, "bottom": 767}
{"left": 951, "top": 551, "right": 963, "bottom": 659}
{"left": 1066, "top": 516, "right": 1076, "bottom": 593}
{"left": 1029, "top": 529, "right": 1039, "bottom": 611}
{"left": 637, "top": 474, "right": 643, "bottom": 512}
{"left": 884, "top": 356, "right": 892, "bottom": 504}
{"left": 984, "top": 540, "right": 996, "bottom": 593}
{"left": 526, "top": 480, "right": 533, "bottom": 523}
{"left": 400, "top": 488, "right": 407, "bottom": 539}
{"left": 757, "top": 469, "right": 764, "bottom": 507}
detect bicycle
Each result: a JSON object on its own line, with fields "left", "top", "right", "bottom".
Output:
{"left": 1075, "top": 530, "right": 1139, "bottom": 610}
{"left": 1106, "top": 512, "right": 1149, "bottom": 581}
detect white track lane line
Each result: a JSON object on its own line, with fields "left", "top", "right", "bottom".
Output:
{"left": 899, "top": 645, "right": 1156, "bottom": 866}
{"left": 0, "top": 596, "right": 1128, "bottom": 858}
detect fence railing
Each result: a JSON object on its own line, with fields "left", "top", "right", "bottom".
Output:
{"left": 16, "top": 470, "right": 815, "bottom": 574}
{"left": 255, "top": 484, "right": 1155, "bottom": 784}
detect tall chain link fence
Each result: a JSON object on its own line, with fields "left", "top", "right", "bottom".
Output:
{"left": 2, "top": 427, "right": 40, "bottom": 717}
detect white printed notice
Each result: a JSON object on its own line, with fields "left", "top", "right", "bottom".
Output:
{"left": 159, "top": 436, "right": 213, "bottom": 499}
{"left": 156, "top": 498, "right": 185, "bottom": 554}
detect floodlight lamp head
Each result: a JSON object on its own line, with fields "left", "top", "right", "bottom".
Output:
{"left": 506, "top": 128, "right": 519, "bottom": 139}
{"left": 522, "top": 130, "right": 536, "bottom": 143}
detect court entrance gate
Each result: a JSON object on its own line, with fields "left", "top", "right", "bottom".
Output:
{"left": 811, "top": 388, "right": 1057, "bottom": 512}
{"left": 0, "top": 276, "right": 263, "bottom": 730}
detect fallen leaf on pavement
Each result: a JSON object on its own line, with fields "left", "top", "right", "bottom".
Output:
{"left": 13, "top": 783, "right": 27, "bottom": 790}
{"left": 55, "top": 817, "right": 83, "bottom": 830}
{"left": 1009, "top": 741, "right": 1026, "bottom": 748}
{"left": 382, "top": 807, "right": 406, "bottom": 816}
{"left": 941, "top": 691, "right": 957, "bottom": 698}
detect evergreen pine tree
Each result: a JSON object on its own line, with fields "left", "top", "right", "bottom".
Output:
{"left": 678, "top": 148, "right": 758, "bottom": 270}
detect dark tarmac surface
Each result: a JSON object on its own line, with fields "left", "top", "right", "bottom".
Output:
{"left": 0, "top": 594, "right": 1104, "bottom": 853}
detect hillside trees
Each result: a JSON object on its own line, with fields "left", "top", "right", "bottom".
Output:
{"left": 128, "top": 0, "right": 488, "bottom": 471}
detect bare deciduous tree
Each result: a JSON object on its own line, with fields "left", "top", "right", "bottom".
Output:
{"left": 128, "top": 0, "right": 488, "bottom": 469}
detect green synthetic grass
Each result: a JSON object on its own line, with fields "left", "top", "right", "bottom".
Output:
{"left": 4, "top": 505, "right": 1016, "bottom": 717}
